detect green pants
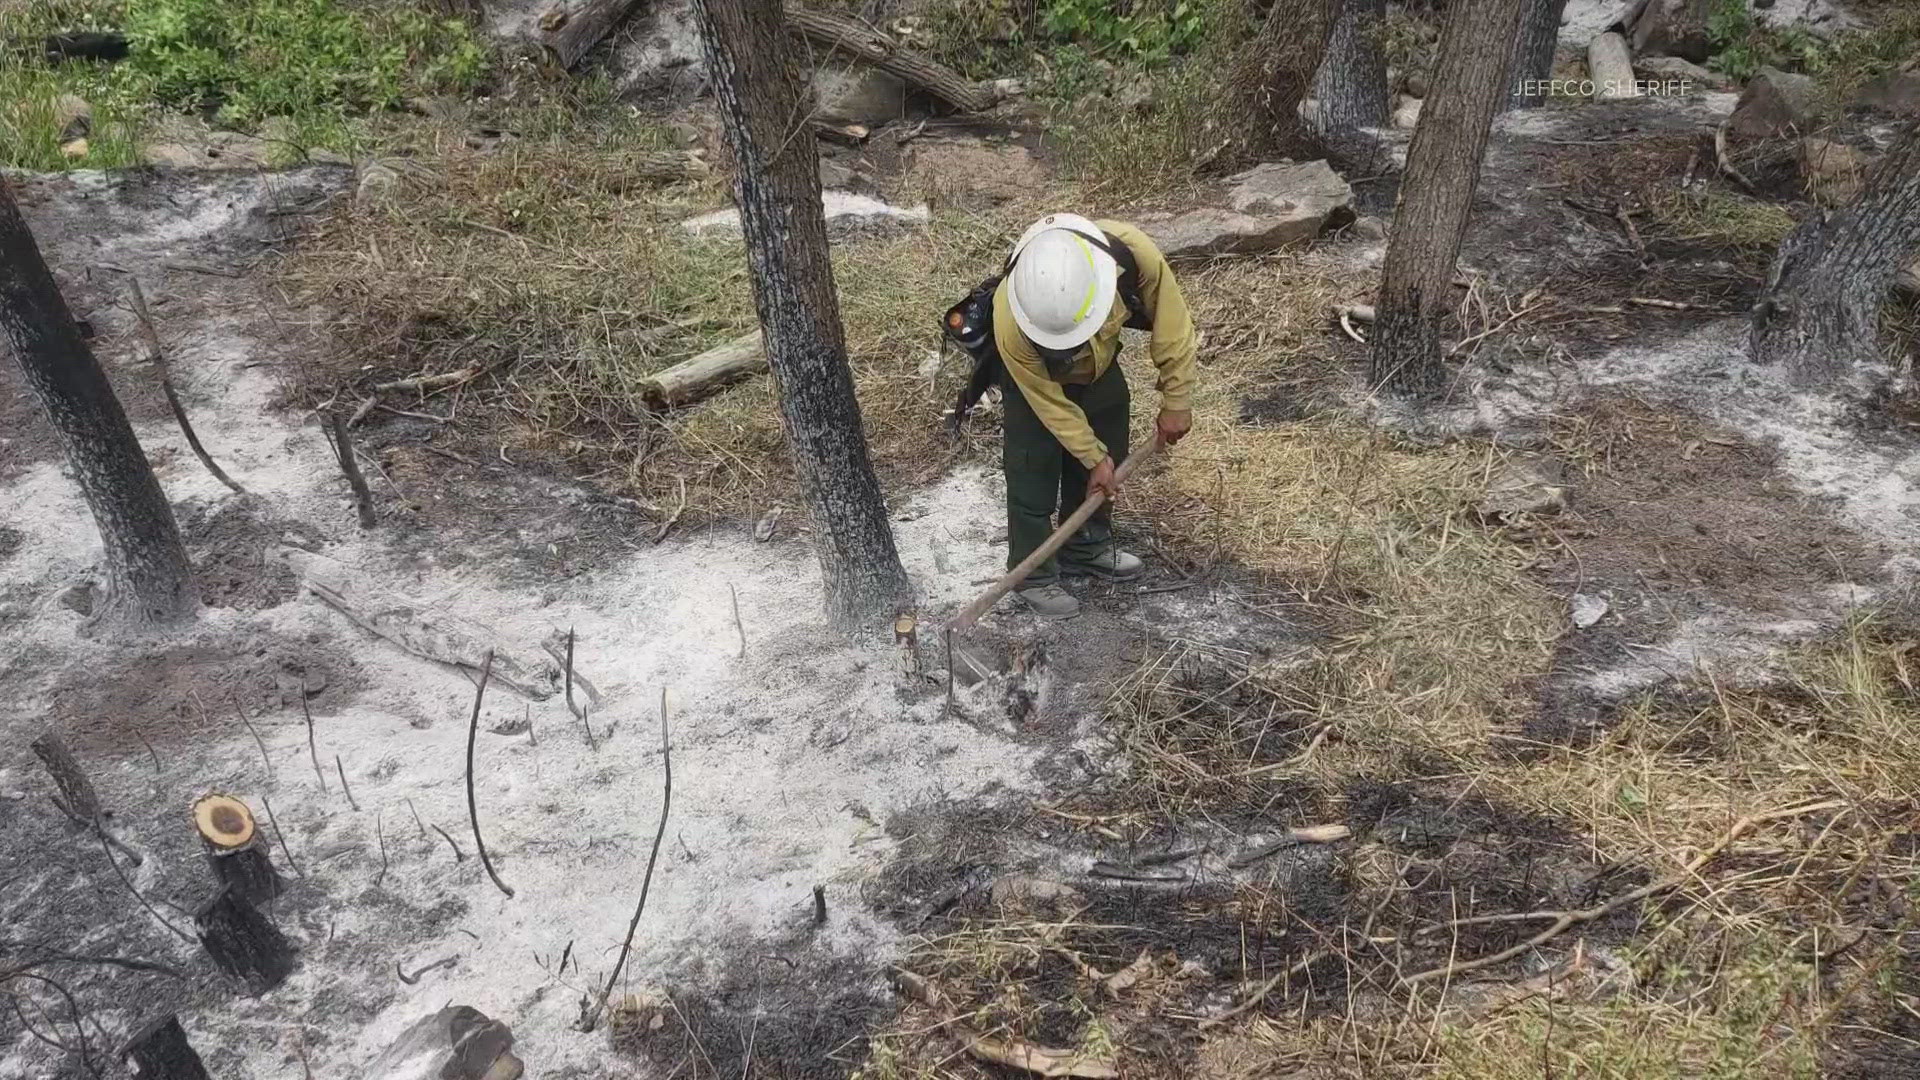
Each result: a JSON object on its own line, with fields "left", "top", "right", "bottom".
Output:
{"left": 1002, "top": 361, "right": 1130, "bottom": 587}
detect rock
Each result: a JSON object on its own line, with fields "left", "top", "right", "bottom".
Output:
{"left": 1114, "top": 77, "right": 1155, "bottom": 112}
{"left": 1140, "top": 160, "right": 1353, "bottom": 263}
{"left": 989, "top": 77, "right": 1027, "bottom": 100}
{"left": 363, "top": 1005, "right": 520, "bottom": 1080}
{"left": 990, "top": 875, "right": 1084, "bottom": 910}
{"left": 1570, "top": 593, "right": 1610, "bottom": 629}
{"left": 1628, "top": 0, "right": 1718, "bottom": 64}
{"left": 1404, "top": 72, "right": 1429, "bottom": 98}
{"left": 1393, "top": 93, "right": 1423, "bottom": 129}
{"left": 907, "top": 137, "right": 1049, "bottom": 204}
{"left": 1855, "top": 64, "right": 1920, "bottom": 116}
{"left": 1634, "top": 54, "right": 1731, "bottom": 91}
{"left": 1729, "top": 66, "right": 1821, "bottom": 137}
{"left": 54, "top": 93, "right": 90, "bottom": 143}
{"left": 681, "top": 190, "right": 930, "bottom": 239}
{"left": 1351, "top": 214, "right": 1388, "bottom": 240}
{"left": 817, "top": 155, "right": 855, "bottom": 189}
{"left": 60, "top": 138, "right": 89, "bottom": 159}
{"left": 1475, "top": 453, "right": 1570, "bottom": 520}
{"left": 1799, "top": 137, "right": 1872, "bottom": 205}
{"left": 810, "top": 67, "right": 907, "bottom": 126}
{"left": 357, "top": 162, "right": 403, "bottom": 205}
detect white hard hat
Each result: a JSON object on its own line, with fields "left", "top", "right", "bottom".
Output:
{"left": 1006, "top": 213, "right": 1117, "bottom": 351}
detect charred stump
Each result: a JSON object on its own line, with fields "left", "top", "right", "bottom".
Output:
{"left": 193, "top": 794, "right": 285, "bottom": 906}
{"left": 123, "top": 1015, "right": 211, "bottom": 1080}
{"left": 194, "top": 885, "right": 294, "bottom": 993}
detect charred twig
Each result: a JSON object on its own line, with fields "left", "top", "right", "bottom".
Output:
{"left": 652, "top": 475, "right": 687, "bottom": 544}
{"left": 135, "top": 731, "right": 161, "bottom": 776}
{"left": 594, "top": 687, "right": 674, "bottom": 1027}
{"left": 465, "top": 652, "right": 514, "bottom": 898}
{"left": 1405, "top": 799, "right": 1844, "bottom": 984}
{"left": 334, "top": 756, "right": 358, "bottom": 811}
{"left": 4, "top": 971, "right": 96, "bottom": 1078}
{"left": 730, "top": 584, "right": 747, "bottom": 658}
{"left": 325, "top": 410, "right": 377, "bottom": 529}
{"left": 0, "top": 942, "right": 187, "bottom": 979}
{"left": 374, "top": 810, "right": 389, "bottom": 889}
{"left": 96, "top": 831, "right": 192, "bottom": 942}
{"left": 126, "top": 277, "right": 247, "bottom": 495}
{"left": 1714, "top": 122, "right": 1757, "bottom": 194}
{"left": 813, "top": 884, "right": 827, "bottom": 926}
{"left": 301, "top": 693, "right": 327, "bottom": 794}
{"left": 259, "top": 793, "right": 302, "bottom": 877}
{"left": 563, "top": 627, "right": 586, "bottom": 723}
{"left": 406, "top": 797, "right": 429, "bottom": 839}
{"left": 431, "top": 823, "right": 465, "bottom": 862}
{"left": 227, "top": 693, "right": 275, "bottom": 779}
{"left": 396, "top": 955, "right": 458, "bottom": 985}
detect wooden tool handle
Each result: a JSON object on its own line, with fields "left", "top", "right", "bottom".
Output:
{"left": 947, "top": 435, "right": 1164, "bottom": 631}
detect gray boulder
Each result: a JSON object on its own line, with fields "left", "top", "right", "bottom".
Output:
{"left": 1634, "top": 55, "right": 1731, "bottom": 92}
{"left": 1728, "top": 67, "right": 1821, "bottom": 137}
{"left": 1855, "top": 64, "right": 1920, "bottom": 116}
{"left": 811, "top": 67, "right": 907, "bottom": 126}
{"left": 1140, "top": 160, "right": 1353, "bottom": 263}
{"left": 363, "top": 1005, "right": 521, "bottom": 1080}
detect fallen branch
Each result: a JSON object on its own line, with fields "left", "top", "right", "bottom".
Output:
{"left": 334, "top": 757, "right": 358, "bottom": 812}
{"left": 396, "top": 955, "right": 458, "bottom": 985}
{"left": 464, "top": 652, "right": 515, "bottom": 898}
{"left": 431, "top": 823, "right": 465, "bottom": 862}
{"left": 1714, "top": 122, "right": 1757, "bottom": 194}
{"left": 652, "top": 476, "right": 687, "bottom": 545}
{"left": 1405, "top": 799, "right": 1845, "bottom": 984}
{"left": 1227, "top": 823, "right": 1352, "bottom": 868}
{"left": 371, "top": 367, "right": 482, "bottom": 395}
{"left": 890, "top": 969, "right": 1118, "bottom": 1077}
{"left": 324, "top": 411, "right": 376, "bottom": 529}
{"left": 540, "top": 0, "right": 645, "bottom": 70}
{"left": 273, "top": 545, "right": 557, "bottom": 699}
{"left": 259, "top": 794, "right": 302, "bottom": 878}
{"left": 126, "top": 278, "right": 246, "bottom": 495}
{"left": 0, "top": 942, "right": 187, "bottom": 980}
{"left": 97, "top": 830, "right": 191, "bottom": 943}
{"left": 639, "top": 331, "right": 765, "bottom": 411}
{"left": 593, "top": 687, "right": 674, "bottom": 1028}
{"left": 225, "top": 694, "right": 274, "bottom": 779}
{"left": 32, "top": 735, "right": 142, "bottom": 866}
{"left": 788, "top": 7, "right": 994, "bottom": 112}
{"left": 730, "top": 584, "right": 747, "bottom": 658}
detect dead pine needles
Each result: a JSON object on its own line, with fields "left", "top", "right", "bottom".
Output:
{"left": 590, "top": 686, "right": 673, "bottom": 1029}
{"left": 464, "top": 651, "right": 514, "bottom": 898}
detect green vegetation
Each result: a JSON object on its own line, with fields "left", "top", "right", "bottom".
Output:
{"left": 0, "top": 0, "right": 485, "bottom": 168}
{"left": 1708, "top": 0, "right": 1920, "bottom": 96}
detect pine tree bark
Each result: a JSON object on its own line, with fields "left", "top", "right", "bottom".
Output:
{"left": 1369, "top": 0, "right": 1528, "bottom": 397}
{"left": 691, "top": 0, "right": 912, "bottom": 627}
{"left": 1752, "top": 118, "right": 1920, "bottom": 385}
{"left": 1506, "top": 0, "right": 1570, "bottom": 109}
{"left": 0, "top": 183, "right": 194, "bottom": 625}
{"left": 1218, "top": 0, "right": 1343, "bottom": 163}
{"left": 1311, "top": 0, "right": 1389, "bottom": 134}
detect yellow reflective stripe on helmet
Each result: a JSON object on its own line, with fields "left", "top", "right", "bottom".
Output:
{"left": 1070, "top": 234, "right": 1099, "bottom": 322}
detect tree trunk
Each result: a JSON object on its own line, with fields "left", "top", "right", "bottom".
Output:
{"left": 1219, "top": 0, "right": 1343, "bottom": 164}
{"left": 1311, "top": 0, "right": 1389, "bottom": 134}
{"left": 1506, "top": 0, "right": 1570, "bottom": 109}
{"left": 0, "top": 184, "right": 194, "bottom": 625}
{"left": 691, "top": 0, "right": 913, "bottom": 627}
{"left": 1369, "top": 0, "right": 1528, "bottom": 397}
{"left": 122, "top": 1015, "right": 211, "bottom": 1080}
{"left": 1752, "top": 118, "right": 1920, "bottom": 385}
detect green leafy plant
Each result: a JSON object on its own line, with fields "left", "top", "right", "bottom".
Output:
{"left": 1043, "top": 0, "right": 1203, "bottom": 64}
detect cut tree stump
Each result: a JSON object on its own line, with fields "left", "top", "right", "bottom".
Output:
{"left": 788, "top": 8, "right": 994, "bottom": 113}
{"left": 193, "top": 794, "right": 285, "bottom": 906}
{"left": 640, "top": 331, "right": 766, "bottom": 410}
{"left": 123, "top": 1014, "right": 211, "bottom": 1080}
{"left": 195, "top": 885, "right": 295, "bottom": 994}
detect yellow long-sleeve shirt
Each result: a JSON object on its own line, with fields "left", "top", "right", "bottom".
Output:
{"left": 992, "top": 220, "right": 1197, "bottom": 470}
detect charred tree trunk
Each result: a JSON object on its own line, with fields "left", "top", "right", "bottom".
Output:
{"left": 194, "top": 885, "right": 295, "bottom": 993}
{"left": 123, "top": 1015, "right": 211, "bottom": 1080}
{"left": 1219, "top": 0, "right": 1343, "bottom": 163}
{"left": 1311, "top": 0, "right": 1389, "bottom": 134}
{"left": 1752, "top": 118, "right": 1920, "bottom": 385}
{"left": 1369, "top": 0, "right": 1528, "bottom": 397}
{"left": 0, "top": 184, "right": 194, "bottom": 625}
{"left": 691, "top": 0, "right": 912, "bottom": 627}
{"left": 1506, "top": 0, "right": 1570, "bottom": 109}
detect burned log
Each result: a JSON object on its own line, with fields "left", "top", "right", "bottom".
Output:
{"left": 639, "top": 331, "right": 766, "bottom": 410}
{"left": 194, "top": 885, "right": 294, "bottom": 994}
{"left": 787, "top": 8, "right": 994, "bottom": 113}
{"left": 193, "top": 794, "right": 285, "bottom": 906}
{"left": 123, "top": 1014, "right": 211, "bottom": 1080}
{"left": 45, "top": 31, "right": 129, "bottom": 63}
{"left": 540, "top": 0, "right": 647, "bottom": 71}
{"left": 30, "top": 733, "right": 101, "bottom": 821}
